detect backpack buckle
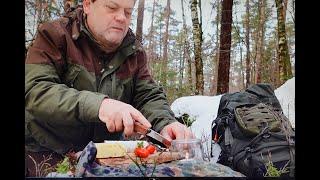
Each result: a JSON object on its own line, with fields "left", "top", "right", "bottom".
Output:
{"left": 245, "top": 147, "right": 252, "bottom": 152}
{"left": 262, "top": 132, "right": 271, "bottom": 139}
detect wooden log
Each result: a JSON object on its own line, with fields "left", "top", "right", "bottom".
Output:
{"left": 97, "top": 152, "right": 184, "bottom": 166}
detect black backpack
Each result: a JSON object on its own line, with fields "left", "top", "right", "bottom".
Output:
{"left": 211, "top": 83, "right": 295, "bottom": 177}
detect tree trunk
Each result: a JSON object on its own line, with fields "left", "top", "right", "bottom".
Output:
{"left": 179, "top": 36, "right": 184, "bottom": 92}
{"left": 147, "top": 0, "right": 156, "bottom": 76}
{"left": 191, "top": 0, "right": 204, "bottom": 95}
{"left": 210, "top": 0, "right": 221, "bottom": 95}
{"left": 198, "top": 0, "right": 203, "bottom": 44}
{"left": 272, "top": 31, "right": 280, "bottom": 87}
{"left": 291, "top": 0, "right": 295, "bottom": 23}
{"left": 275, "top": 0, "right": 293, "bottom": 85}
{"left": 160, "top": 0, "right": 171, "bottom": 88}
{"left": 158, "top": 13, "right": 163, "bottom": 75}
{"left": 135, "top": 0, "right": 145, "bottom": 43}
{"left": 275, "top": 43, "right": 280, "bottom": 86}
{"left": 217, "top": 0, "right": 233, "bottom": 94}
{"left": 255, "top": 0, "right": 266, "bottom": 83}
{"left": 181, "top": 0, "right": 193, "bottom": 93}
{"left": 240, "top": 45, "right": 245, "bottom": 89}
{"left": 245, "top": 0, "right": 250, "bottom": 88}
{"left": 283, "top": 0, "right": 288, "bottom": 20}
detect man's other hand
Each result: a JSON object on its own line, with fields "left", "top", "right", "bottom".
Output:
{"left": 98, "top": 98, "right": 151, "bottom": 137}
{"left": 160, "top": 122, "right": 195, "bottom": 141}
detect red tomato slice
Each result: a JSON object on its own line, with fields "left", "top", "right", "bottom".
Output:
{"left": 146, "top": 145, "right": 156, "bottom": 154}
{"left": 134, "top": 148, "right": 149, "bottom": 158}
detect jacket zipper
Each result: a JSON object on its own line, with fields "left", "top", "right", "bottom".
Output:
{"left": 112, "top": 73, "right": 116, "bottom": 98}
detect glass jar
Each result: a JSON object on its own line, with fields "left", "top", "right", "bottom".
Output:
{"left": 170, "top": 138, "right": 204, "bottom": 161}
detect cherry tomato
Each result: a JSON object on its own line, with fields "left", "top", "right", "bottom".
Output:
{"left": 146, "top": 145, "right": 156, "bottom": 154}
{"left": 134, "top": 148, "right": 149, "bottom": 158}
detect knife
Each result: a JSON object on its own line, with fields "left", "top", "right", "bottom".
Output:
{"left": 134, "top": 122, "right": 172, "bottom": 148}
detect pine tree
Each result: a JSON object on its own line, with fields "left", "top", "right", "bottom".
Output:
{"left": 217, "top": 0, "right": 233, "bottom": 94}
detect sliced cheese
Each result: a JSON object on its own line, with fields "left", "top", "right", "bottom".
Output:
{"left": 95, "top": 143, "right": 127, "bottom": 158}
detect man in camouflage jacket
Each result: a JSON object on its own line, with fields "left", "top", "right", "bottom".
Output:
{"left": 25, "top": 0, "right": 193, "bottom": 176}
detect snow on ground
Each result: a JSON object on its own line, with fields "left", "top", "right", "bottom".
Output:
{"left": 274, "top": 77, "right": 295, "bottom": 128}
{"left": 170, "top": 95, "right": 222, "bottom": 140}
{"left": 170, "top": 77, "right": 295, "bottom": 156}
{"left": 171, "top": 95, "right": 222, "bottom": 156}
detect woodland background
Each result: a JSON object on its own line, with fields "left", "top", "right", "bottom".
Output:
{"left": 25, "top": 0, "right": 295, "bottom": 103}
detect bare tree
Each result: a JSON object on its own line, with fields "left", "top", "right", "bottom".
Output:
{"left": 255, "top": 0, "right": 266, "bottom": 83}
{"left": 210, "top": 0, "right": 221, "bottom": 95}
{"left": 181, "top": 0, "right": 193, "bottom": 93}
{"left": 25, "top": 0, "right": 65, "bottom": 55}
{"left": 191, "top": 0, "right": 204, "bottom": 95}
{"left": 275, "top": 0, "right": 293, "bottom": 85}
{"left": 217, "top": 0, "right": 233, "bottom": 94}
{"left": 244, "top": 0, "right": 250, "bottom": 88}
{"left": 136, "top": 0, "right": 145, "bottom": 43}
{"left": 146, "top": 0, "right": 157, "bottom": 76}
{"left": 160, "top": 0, "right": 171, "bottom": 87}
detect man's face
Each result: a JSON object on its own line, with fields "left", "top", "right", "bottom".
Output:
{"left": 83, "top": 0, "right": 135, "bottom": 47}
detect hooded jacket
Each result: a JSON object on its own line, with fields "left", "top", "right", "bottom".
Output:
{"left": 25, "top": 7, "right": 176, "bottom": 154}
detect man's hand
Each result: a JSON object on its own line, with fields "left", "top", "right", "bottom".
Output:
{"left": 160, "top": 122, "right": 195, "bottom": 141}
{"left": 98, "top": 98, "right": 151, "bottom": 137}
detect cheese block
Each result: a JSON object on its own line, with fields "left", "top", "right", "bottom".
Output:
{"left": 95, "top": 143, "right": 127, "bottom": 158}
{"left": 103, "top": 140, "right": 149, "bottom": 153}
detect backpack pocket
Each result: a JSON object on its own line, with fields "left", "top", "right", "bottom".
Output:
{"left": 234, "top": 103, "right": 282, "bottom": 137}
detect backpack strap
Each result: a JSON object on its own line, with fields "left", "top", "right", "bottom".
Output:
{"left": 289, "top": 146, "right": 295, "bottom": 177}
{"left": 276, "top": 111, "right": 295, "bottom": 177}
{"left": 224, "top": 119, "right": 234, "bottom": 146}
{"left": 287, "top": 133, "right": 295, "bottom": 177}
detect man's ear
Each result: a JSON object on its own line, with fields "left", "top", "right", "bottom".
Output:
{"left": 82, "top": 0, "right": 91, "bottom": 14}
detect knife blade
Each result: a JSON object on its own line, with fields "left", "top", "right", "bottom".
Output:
{"left": 134, "top": 122, "right": 172, "bottom": 148}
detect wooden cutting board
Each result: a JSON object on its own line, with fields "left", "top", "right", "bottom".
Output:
{"left": 97, "top": 151, "right": 184, "bottom": 166}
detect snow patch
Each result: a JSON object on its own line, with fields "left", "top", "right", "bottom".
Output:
{"left": 275, "top": 77, "right": 295, "bottom": 128}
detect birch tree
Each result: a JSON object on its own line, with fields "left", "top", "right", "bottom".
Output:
{"left": 181, "top": 0, "right": 193, "bottom": 93}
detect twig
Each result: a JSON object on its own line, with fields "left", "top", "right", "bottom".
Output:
{"left": 200, "top": 130, "right": 211, "bottom": 161}
{"left": 126, "top": 153, "right": 146, "bottom": 177}
{"left": 151, "top": 158, "right": 157, "bottom": 177}
{"left": 28, "top": 153, "right": 54, "bottom": 177}
{"left": 28, "top": 155, "right": 39, "bottom": 177}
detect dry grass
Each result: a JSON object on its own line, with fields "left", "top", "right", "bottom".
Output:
{"left": 28, "top": 154, "right": 55, "bottom": 177}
